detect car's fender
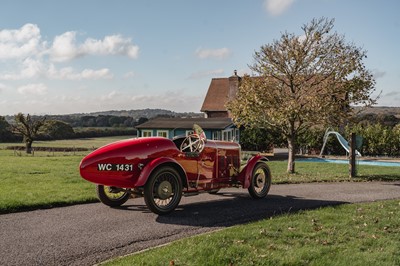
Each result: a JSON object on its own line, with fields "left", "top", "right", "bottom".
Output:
{"left": 134, "top": 157, "right": 188, "bottom": 187}
{"left": 239, "top": 155, "right": 269, "bottom": 188}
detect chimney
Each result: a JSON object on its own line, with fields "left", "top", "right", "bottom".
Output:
{"left": 228, "top": 70, "right": 241, "bottom": 101}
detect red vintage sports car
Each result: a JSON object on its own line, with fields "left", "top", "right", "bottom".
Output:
{"left": 79, "top": 124, "right": 271, "bottom": 215}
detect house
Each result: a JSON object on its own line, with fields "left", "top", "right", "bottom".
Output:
{"left": 137, "top": 71, "right": 242, "bottom": 142}
{"left": 200, "top": 70, "right": 241, "bottom": 118}
{"left": 136, "top": 117, "right": 240, "bottom": 142}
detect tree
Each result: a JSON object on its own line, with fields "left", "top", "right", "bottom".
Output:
{"left": 12, "top": 113, "right": 46, "bottom": 154}
{"left": 0, "top": 116, "right": 14, "bottom": 142}
{"left": 227, "top": 18, "right": 376, "bottom": 173}
{"left": 137, "top": 117, "right": 149, "bottom": 125}
{"left": 240, "top": 127, "right": 284, "bottom": 152}
{"left": 40, "top": 120, "right": 75, "bottom": 139}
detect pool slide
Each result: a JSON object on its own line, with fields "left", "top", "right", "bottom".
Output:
{"left": 320, "top": 129, "right": 362, "bottom": 157}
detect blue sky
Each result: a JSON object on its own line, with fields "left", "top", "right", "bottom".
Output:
{"left": 0, "top": 0, "right": 399, "bottom": 115}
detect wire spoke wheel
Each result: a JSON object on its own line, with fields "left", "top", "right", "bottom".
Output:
{"left": 248, "top": 163, "right": 271, "bottom": 199}
{"left": 96, "top": 185, "right": 131, "bottom": 207}
{"left": 144, "top": 166, "right": 182, "bottom": 215}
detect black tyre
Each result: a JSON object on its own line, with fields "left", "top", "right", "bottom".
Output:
{"left": 96, "top": 185, "right": 131, "bottom": 207}
{"left": 144, "top": 166, "right": 182, "bottom": 215}
{"left": 248, "top": 163, "right": 271, "bottom": 199}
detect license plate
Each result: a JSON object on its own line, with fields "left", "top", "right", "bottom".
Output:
{"left": 97, "top": 163, "right": 133, "bottom": 171}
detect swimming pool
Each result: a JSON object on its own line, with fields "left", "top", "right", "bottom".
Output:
{"left": 297, "top": 157, "right": 400, "bottom": 167}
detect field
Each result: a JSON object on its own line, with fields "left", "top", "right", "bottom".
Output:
{"left": 0, "top": 136, "right": 133, "bottom": 152}
{"left": 0, "top": 136, "right": 134, "bottom": 213}
{"left": 0, "top": 136, "right": 399, "bottom": 214}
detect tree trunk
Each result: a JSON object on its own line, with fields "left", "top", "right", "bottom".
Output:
{"left": 25, "top": 140, "right": 33, "bottom": 154}
{"left": 287, "top": 135, "right": 296, "bottom": 173}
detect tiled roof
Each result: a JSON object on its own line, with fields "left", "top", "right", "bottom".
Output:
{"left": 136, "top": 117, "right": 233, "bottom": 130}
{"left": 200, "top": 78, "right": 230, "bottom": 112}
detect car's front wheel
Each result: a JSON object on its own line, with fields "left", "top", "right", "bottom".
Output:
{"left": 96, "top": 185, "right": 131, "bottom": 207}
{"left": 248, "top": 163, "right": 271, "bottom": 199}
{"left": 144, "top": 166, "right": 182, "bottom": 215}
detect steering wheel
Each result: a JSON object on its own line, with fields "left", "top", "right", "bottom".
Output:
{"left": 180, "top": 134, "right": 205, "bottom": 153}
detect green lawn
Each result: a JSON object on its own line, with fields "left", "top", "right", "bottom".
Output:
{"left": 0, "top": 137, "right": 135, "bottom": 213}
{"left": 268, "top": 160, "right": 400, "bottom": 183}
{"left": 103, "top": 199, "right": 400, "bottom": 266}
{"left": 0, "top": 153, "right": 97, "bottom": 213}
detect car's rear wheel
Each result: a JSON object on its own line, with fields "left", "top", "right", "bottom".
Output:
{"left": 144, "top": 166, "right": 182, "bottom": 215}
{"left": 96, "top": 185, "right": 131, "bottom": 207}
{"left": 248, "top": 163, "right": 271, "bottom": 199}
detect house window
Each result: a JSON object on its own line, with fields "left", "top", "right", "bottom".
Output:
{"left": 142, "top": 130, "right": 152, "bottom": 137}
{"left": 213, "top": 131, "right": 221, "bottom": 140}
{"left": 222, "top": 129, "right": 233, "bottom": 141}
{"left": 234, "top": 128, "right": 240, "bottom": 142}
{"left": 157, "top": 130, "right": 169, "bottom": 138}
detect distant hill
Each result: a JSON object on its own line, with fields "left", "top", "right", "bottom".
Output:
{"left": 356, "top": 106, "right": 400, "bottom": 118}
{"left": 68, "top": 108, "right": 203, "bottom": 119}
{"left": 4, "top": 109, "right": 204, "bottom": 125}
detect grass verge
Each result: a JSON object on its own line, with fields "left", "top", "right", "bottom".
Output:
{"left": 103, "top": 199, "right": 400, "bottom": 266}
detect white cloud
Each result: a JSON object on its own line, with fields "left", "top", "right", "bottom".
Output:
{"left": 50, "top": 31, "right": 80, "bottom": 62}
{"left": 0, "top": 24, "right": 42, "bottom": 59}
{"left": 1, "top": 59, "right": 113, "bottom": 81}
{"left": 82, "top": 35, "right": 139, "bottom": 59}
{"left": 123, "top": 71, "right": 137, "bottom": 79}
{"left": 47, "top": 65, "right": 113, "bottom": 80}
{"left": 81, "top": 68, "right": 113, "bottom": 79}
{"left": 195, "top": 47, "right": 231, "bottom": 60}
{"left": 0, "top": 23, "right": 139, "bottom": 62}
{"left": 0, "top": 58, "right": 44, "bottom": 80}
{"left": 50, "top": 32, "right": 139, "bottom": 62}
{"left": 188, "top": 69, "right": 225, "bottom": 79}
{"left": 100, "top": 90, "right": 119, "bottom": 101}
{"left": 0, "top": 23, "right": 137, "bottom": 83}
{"left": 17, "top": 83, "right": 47, "bottom": 95}
{"left": 263, "top": 0, "right": 295, "bottom": 16}
{"left": 0, "top": 83, "right": 5, "bottom": 92}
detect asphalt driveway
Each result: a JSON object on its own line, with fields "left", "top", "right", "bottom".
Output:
{"left": 0, "top": 181, "right": 399, "bottom": 266}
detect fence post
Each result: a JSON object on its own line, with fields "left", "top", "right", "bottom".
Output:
{"left": 349, "top": 133, "right": 356, "bottom": 177}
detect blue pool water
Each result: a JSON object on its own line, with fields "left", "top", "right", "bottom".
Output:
{"left": 297, "top": 157, "right": 400, "bottom": 167}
